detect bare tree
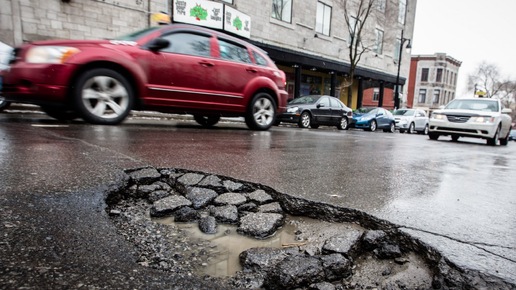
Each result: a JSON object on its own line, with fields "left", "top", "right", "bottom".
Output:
{"left": 467, "top": 62, "right": 516, "bottom": 119}
{"left": 467, "top": 61, "right": 504, "bottom": 98}
{"left": 496, "top": 80, "right": 516, "bottom": 107}
{"left": 341, "top": 0, "right": 377, "bottom": 106}
{"left": 468, "top": 61, "right": 516, "bottom": 113}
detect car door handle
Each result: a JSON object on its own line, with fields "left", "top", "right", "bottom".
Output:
{"left": 199, "top": 61, "right": 214, "bottom": 67}
{"left": 246, "top": 67, "right": 258, "bottom": 73}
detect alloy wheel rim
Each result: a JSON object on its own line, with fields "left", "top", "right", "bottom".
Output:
{"left": 341, "top": 118, "right": 347, "bottom": 128}
{"left": 82, "top": 76, "right": 129, "bottom": 119}
{"left": 301, "top": 114, "right": 310, "bottom": 127}
{"left": 253, "top": 97, "right": 274, "bottom": 126}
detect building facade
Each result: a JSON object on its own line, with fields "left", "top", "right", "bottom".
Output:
{"left": 407, "top": 53, "right": 462, "bottom": 111}
{"left": 1, "top": 0, "right": 417, "bottom": 109}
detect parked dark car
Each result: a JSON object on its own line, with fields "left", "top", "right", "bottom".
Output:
{"left": 1, "top": 24, "right": 288, "bottom": 130}
{"left": 350, "top": 107, "right": 396, "bottom": 132}
{"left": 276, "top": 95, "right": 353, "bottom": 130}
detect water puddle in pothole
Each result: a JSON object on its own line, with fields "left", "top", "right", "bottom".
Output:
{"left": 155, "top": 216, "right": 300, "bottom": 277}
{"left": 153, "top": 215, "right": 367, "bottom": 278}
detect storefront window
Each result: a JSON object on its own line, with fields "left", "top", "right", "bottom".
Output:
{"left": 324, "top": 78, "right": 332, "bottom": 95}
{"left": 301, "top": 75, "right": 322, "bottom": 96}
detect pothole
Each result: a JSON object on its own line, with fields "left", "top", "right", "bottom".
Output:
{"left": 105, "top": 167, "right": 513, "bottom": 289}
{"left": 155, "top": 216, "right": 299, "bottom": 277}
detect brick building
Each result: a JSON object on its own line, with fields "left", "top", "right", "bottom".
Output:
{"left": 1, "top": 0, "right": 417, "bottom": 109}
{"left": 407, "top": 53, "right": 462, "bottom": 111}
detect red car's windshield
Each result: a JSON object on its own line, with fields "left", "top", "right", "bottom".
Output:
{"left": 114, "top": 27, "right": 162, "bottom": 41}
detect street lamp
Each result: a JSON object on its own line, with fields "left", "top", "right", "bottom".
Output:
{"left": 394, "top": 30, "right": 411, "bottom": 110}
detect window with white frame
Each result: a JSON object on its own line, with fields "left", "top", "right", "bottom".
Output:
{"left": 418, "top": 89, "right": 427, "bottom": 103}
{"left": 316, "top": 2, "right": 332, "bottom": 36}
{"left": 377, "top": 0, "right": 386, "bottom": 13}
{"left": 374, "top": 29, "right": 384, "bottom": 54}
{"left": 373, "top": 88, "right": 380, "bottom": 101}
{"left": 272, "top": 0, "right": 292, "bottom": 23}
{"left": 432, "top": 89, "right": 440, "bottom": 104}
{"left": 436, "top": 68, "right": 443, "bottom": 83}
{"left": 398, "top": 0, "right": 406, "bottom": 24}
{"left": 421, "top": 68, "right": 429, "bottom": 82}
{"left": 348, "top": 16, "right": 360, "bottom": 43}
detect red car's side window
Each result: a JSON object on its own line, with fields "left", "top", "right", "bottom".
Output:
{"left": 252, "top": 51, "right": 269, "bottom": 67}
{"left": 160, "top": 32, "right": 212, "bottom": 57}
{"left": 217, "top": 39, "right": 252, "bottom": 64}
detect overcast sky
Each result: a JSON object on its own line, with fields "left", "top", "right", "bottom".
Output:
{"left": 411, "top": 0, "right": 516, "bottom": 97}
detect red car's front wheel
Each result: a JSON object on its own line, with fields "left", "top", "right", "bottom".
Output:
{"left": 74, "top": 68, "right": 134, "bottom": 125}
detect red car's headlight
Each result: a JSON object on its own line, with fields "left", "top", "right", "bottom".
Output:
{"left": 26, "top": 46, "right": 80, "bottom": 64}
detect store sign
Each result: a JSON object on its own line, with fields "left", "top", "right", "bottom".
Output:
{"left": 173, "top": 0, "right": 224, "bottom": 29}
{"left": 224, "top": 6, "right": 251, "bottom": 39}
{"left": 151, "top": 12, "right": 171, "bottom": 25}
{"left": 173, "top": 0, "right": 252, "bottom": 39}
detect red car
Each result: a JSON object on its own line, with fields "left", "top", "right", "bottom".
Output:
{"left": 1, "top": 24, "right": 288, "bottom": 130}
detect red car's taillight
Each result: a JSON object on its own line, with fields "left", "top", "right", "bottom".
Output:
{"left": 273, "top": 70, "right": 287, "bottom": 88}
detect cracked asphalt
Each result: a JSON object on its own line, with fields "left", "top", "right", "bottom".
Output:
{"left": 0, "top": 108, "right": 515, "bottom": 288}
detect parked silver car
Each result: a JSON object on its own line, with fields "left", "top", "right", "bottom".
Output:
{"left": 393, "top": 108, "right": 429, "bottom": 134}
{"left": 428, "top": 98, "right": 512, "bottom": 146}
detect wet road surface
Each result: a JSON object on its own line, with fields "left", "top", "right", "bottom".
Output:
{"left": 1, "top": 109, "right": 515, "bottom": 286}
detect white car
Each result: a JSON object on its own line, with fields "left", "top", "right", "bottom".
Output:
{"left": 428, "top": 98, "right": 513, "bottom": 146}
{"left": 393, "top": 108, "right": 429, "bottom": 134}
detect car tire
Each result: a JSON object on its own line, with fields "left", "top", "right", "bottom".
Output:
{"left": 383, "top": 122, "right": 395, "bottom": 133}
{"left": 429, "top": 132, "right": 439, "bottom": 140}
{"left": 194, "top": 115, "right": 220, "bottom": 128}
{"left": 367, "top": 120, "right": 377, "bottom": 132}
{"left": 298, "top": 111, "right": 311, "bottom": 128}
{"left": 500, "top": 132, "right": 510, "bottom": 146}
{"left": 408, "top": 123, "right": 415, "bottom": 134}
{"left": 310, "top": 124, "right": 319, "bottom": 129}
{"left": 41, "top": 105, "right": 80, "bottom": 121}
{"left": 451, "top": 135, "right": 459, "bottom": 142}
{"left": 337, "top": 117, "right": 348, "bottom": 130}
{"left": 73, "top": 68, "right": 134, "bottom": 125}
{"left": 245, "top": 92, "right": 276, "bottom": 131}
{"left": 419, "top": 124, "right": 429, "bottom": 135}
{"left": 0, "top": 99, "right": 11, "bottom": 112}
{"left": 487, "top": 126, "right": 500, "bottom": 146}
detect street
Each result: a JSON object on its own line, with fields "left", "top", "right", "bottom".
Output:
{"left": 1, "top": 108, "right": 515, "bottom": 288}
